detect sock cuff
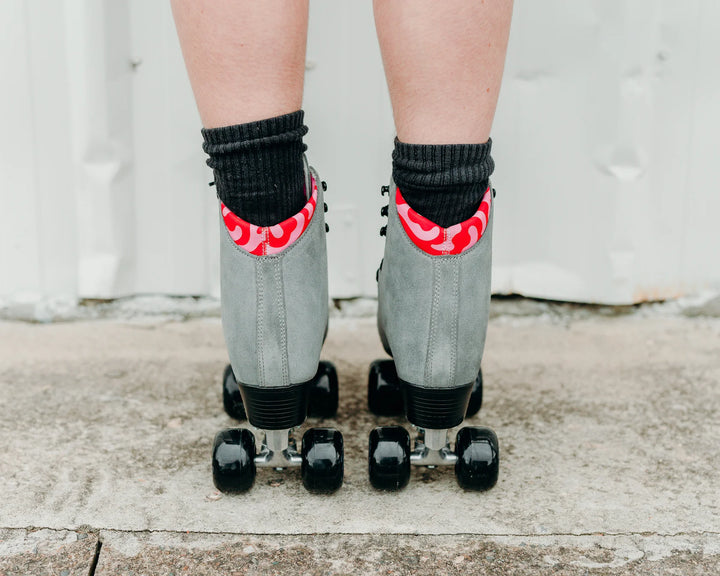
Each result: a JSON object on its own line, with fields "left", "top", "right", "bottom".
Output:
{"left": 201, "top": 110, "right": 308, "bottom": 227}
{"left": 201, "top": 110, "right": 308, "bottom": 154}
{"left": 393, "top": 137, "right": 493, "bottom": 163}
{"left": 392, "top": 137, "right": 494, "bottom": 191}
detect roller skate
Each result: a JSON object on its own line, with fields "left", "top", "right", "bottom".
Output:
{"left": 368, "top": 178, "right": 498, "bottom": 491}
{"left": 212, "top": 156, "right": 343, "bottom": 493}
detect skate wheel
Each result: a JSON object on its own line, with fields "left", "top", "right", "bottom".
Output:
{"left": 212, "top": 428, "right": 256, "bottom": 492}
{"left": 301, "top": 428, "right": 344, "bottom": 493}
{"left": 465, "top": 368, "right": 484, "bottom": 418}
{"left": 307, "top": 361, "right": 339, "bottom": 418}
{"left": 222, "top": 364, "right": 246, "bottom": 421}
{"left": 368, "top": 426, "right": 411, "bottom": 490}
{"left": 368, "top": 359, "right": 404, "bottom": 416}
{"left": 455, "top": 426, "right": 499, "bottom": 491}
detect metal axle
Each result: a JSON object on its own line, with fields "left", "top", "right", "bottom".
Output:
{"left": 409, "top": 428, "right": 458, "bottom": 467}
{"left": 254, "top": 429, "right": 302, "bottom": 469}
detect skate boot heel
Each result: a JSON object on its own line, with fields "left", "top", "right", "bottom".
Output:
{"left": 212, "top": 158, "right": 343, "bottom": 494}
{"left": 403, "top": 382, "right": 473, "bottom": 430}
{"left": 223, "top": 360, "right": 339, "bottom": 423}
{"left": 368, "top": 359, "right": 483, "bottom": 419}
{"left": 238, "top": 381, "right": 309, "bottom": 430}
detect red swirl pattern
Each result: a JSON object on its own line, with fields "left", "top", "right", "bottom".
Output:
{"left": 222, "top": 178, "right": 318, "bottom": 256}
{"left": 395, "top": 186, "right": 492, "bottom": 256}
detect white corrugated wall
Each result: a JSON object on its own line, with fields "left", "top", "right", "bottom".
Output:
{"left": 1, "top": 0, "right": 719, "bottom": 315}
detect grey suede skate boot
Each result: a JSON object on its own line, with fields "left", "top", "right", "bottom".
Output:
{"left": 212, "top": 156, "right": 343, "bottom": 494}
{"left": 368, "top": 178, "right": 499, "bottom": 491}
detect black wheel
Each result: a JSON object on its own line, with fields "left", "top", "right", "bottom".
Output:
{"left": 454, "top": 426, "right": 499, "bottom": 491}
{"left": 368, "top": 359, "right": 404, "bottom": 416}
{"left": 212, "top": 428, "right": 256, "bottom": 492}
{"left": 465, "top": 368, "right": 484, "bottom": 418}
{"left": 301, "top": 428, "right": 344, "bottom": 493}
{"left": 307, "top": 361, "right": 339, "bottom": 418}
{"left": 222, "top": 364, "right": 246, "bottom": 420}
{"left": 368, "top": 426, "right": 411, "bottom": 490}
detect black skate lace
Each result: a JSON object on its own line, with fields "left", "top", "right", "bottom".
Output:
{"left": 323, "top": 181, "right": 329, "bottom": 233}
{"left": 376, "top": 184, "right": 390, "bottom": 280}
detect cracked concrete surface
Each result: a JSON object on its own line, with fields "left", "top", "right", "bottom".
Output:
{"left": 93, "top": 531, "right": 720, "bottom": 575}
{"left": 0, "top": 310, "right": 718, "bottom": 573}
{"left": 0, "top": 529, "right": 98, "bottom": 576}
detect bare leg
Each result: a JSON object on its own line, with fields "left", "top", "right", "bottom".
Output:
{"left": 373, "top": 0, "right": 513, "bottom": 144}
{"left": 170, "top": 0, "right": 309, "bottom": 129}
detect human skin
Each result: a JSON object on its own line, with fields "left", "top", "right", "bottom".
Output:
{"left": 170, "top": 0, "right": 309, "bottom": 129}
{"left": 373, "top": 0, "right": 514, "bottom": 144}
{"left": 171, "top": 1, "right": 513, "bottom": 142}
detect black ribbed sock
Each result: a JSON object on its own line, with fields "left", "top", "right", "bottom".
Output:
{"left": 392, "top": 138, "right": 494, "bottom": 228}
{"left": 202, "top": 110, "right": 308, "bottom": 227}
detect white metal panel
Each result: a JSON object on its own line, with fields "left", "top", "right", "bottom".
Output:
{"left": 0, "top": 0, "right": 79, "bottom": 312}
{"left": 305, "top": 1, "right": 393, "bottom": 298}
{"left": 128, "top": 0, "right": 218, "bottom": 298}
{"left": 678, "top": 1, "right": 720, "bottom": 295}
{"left": 492, "top": 0, "right": 720, "bottom": 303}
{"left": 1, "top": 0, "right": 719, "bottom": 315}
{"left": 0, "top": 1, "right": 43, "bottom": 304}
{"left": 65, "top": 0, "right": 137, "bottom": 298}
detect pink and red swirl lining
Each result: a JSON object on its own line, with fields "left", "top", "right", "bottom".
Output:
{"left": 395, "top": 186, "right": 492, "bottom": 256}
{"left": 221, "top": 177, "right": 489, "bottom": 257}
{"left": 222, "top": 177, "right": 318, "bottom": 256}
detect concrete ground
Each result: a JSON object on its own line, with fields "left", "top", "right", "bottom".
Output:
{"left": 1, "top": 300, "right": 719, "bottom": 575}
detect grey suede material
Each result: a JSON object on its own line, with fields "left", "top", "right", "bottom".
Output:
{"left": 220, "top": 160, "right": 328, "bottom": 388}
{"left": 377, "top": 178, "right": 493, "bottom": 389}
